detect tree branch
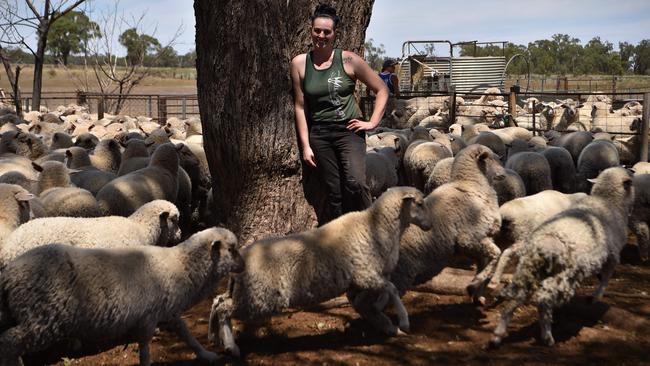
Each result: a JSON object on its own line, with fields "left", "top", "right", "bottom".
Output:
{"left": 24, "top": 0, "right": 42, "bottom": 21}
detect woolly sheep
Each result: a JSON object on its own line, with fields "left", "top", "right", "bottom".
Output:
{"left": 490, "top": 167, "right": 634, "bottom": 347}
{"left": 366, "top": 147, "right": 399, "bottom": 199}
{"left": 489, "top": 190, "right": 588, "bottom": 288}
{"left": 49, "top": 132, "right": 73, "bottom": 150}
{"left": 551, "top": 131, "right": 593, "bottom": 165}
{"left": 403, "top": 141, "right": 452, "bottom": 191}
{"left": 542, "top": 146, "right": 577, "bottom": 193}
{"left": 491, "top": 168, "right": 527, "bottom": 206}
{"left": 209, "top": 187, "right": 433, "bottom": 356}
{"left": 470, "top": 131, "right": 506, "bottom": 161}
{"left": 346, "top": 145, "right": 505, "bottom": 338}
{"left": 64, "top": 147, "right": 117, "bottom": 196}
{"left": 632, "top": 162, "right": 650, "bottom": 175}
{"left": 1, "top": 200, "right": 181, "bottom": 267}
{"left": 423, "top": 156, "right": 454, "bottom": 194}
{"left": 505, "top": 152, "right": 553, "bottom": 195}
{"left": 96, "top": 143, "right": 180, "bottom": 216}
{"left": 630, "top": 174, "right": 650, "bottom": 262}
{"left": 0, "top": 227, "right": 243, "bottom": 365}
{"left": 0, "top": 184, "right": 33, "bottom": 246}
{"left": 74, "top": 132, "right": 100, "bottom": 150}
{"left": 575, "top": 140, "right": 620, "bottom": 193}
{"left": 448, "top": 134, "right": 467, "bottom": 156}
{"left": 90, "top": 138, "right": 121, "bottom": 174}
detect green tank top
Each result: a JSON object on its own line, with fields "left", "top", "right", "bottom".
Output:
{"left": 303, "top": 49, "right": 361, "bottom": 124}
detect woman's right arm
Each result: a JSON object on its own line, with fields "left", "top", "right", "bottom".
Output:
{"left": 290, "top": 55, "right": 316, "bottom": 168}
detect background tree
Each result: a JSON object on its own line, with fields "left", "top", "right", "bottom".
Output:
{"left": 118, "top": 27, "right": 161, "bottom": 65}
{"left": 195, "top": 0, "right": 375, "bottom": 243}
{"left": 364, "top": 37, "right": 385, "bottom": 71}
{"left": 46, "top": 9, "right": 100, "bottom": 65}
{"left": 0, "top": 0, "right": 87, "bottom": 108}
{"left": 633, "top": 40, "right": 650, "bottom": 75}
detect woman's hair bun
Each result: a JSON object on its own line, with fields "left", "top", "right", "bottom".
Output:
{"left": 311, "top": 3, "right": 340, "bottom": 27}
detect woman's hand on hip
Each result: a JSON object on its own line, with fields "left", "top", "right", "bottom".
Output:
{"left": 302, "top": 146, "right": 317, "bottom": 168}
{"left": 346, "top": 118, "right": 377, "bottom": 132}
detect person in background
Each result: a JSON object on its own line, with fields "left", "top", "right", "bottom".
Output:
{"left": 379, "top": 59, "right": 400, "bottom": 97}
{"left": 290, "top": 3, "right": 389, "bottom": 223}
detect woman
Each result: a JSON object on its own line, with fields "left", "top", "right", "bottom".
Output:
{"left": 290, "top": 4, "right": 389, "bottom": 223}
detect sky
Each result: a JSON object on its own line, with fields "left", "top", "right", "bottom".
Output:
{"left": 12, "top": 0, "right": 650, "bottom": 57}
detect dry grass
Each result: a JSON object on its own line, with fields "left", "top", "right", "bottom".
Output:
{"left": 0, "top": 64, "right": 197, "bottom": 95}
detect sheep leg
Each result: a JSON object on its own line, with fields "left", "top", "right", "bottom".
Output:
{"left": 164, "top": 317, "right": 218, "bottom": 362}
{"left": 537, "top": 302, "right": 555, "bottom": 346}
{"left": 0, "top": 325, "right": 39, "bottom": 366}
{"left": 138, "top": 341, "right": 151, "bottom": 366}
{"left": 591, "top": 257, "right": 617, "bottom": 302}
{"left": 487, "top": 242, "right": 521, "bottom": 290}
{"left": 384, "top": 281, "right": 410, "bottom": 332}
{"left": 347, "top": 290, "right": 398, "bottom": 336}
{"left": 489, "top": 297, "right": 522, "bottom": 348}
{"left": 211, "top": 295, "right": 240, "bottom": 357}
{"left": 630, "top": 219, "right": 649, "bottom": 262}
{"left": 464, "top": 237, "right": 501, "bottom": 303}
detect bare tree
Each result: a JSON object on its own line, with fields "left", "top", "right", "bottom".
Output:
{"left": 0, "top": 43, "right": 23, "bottom": 113}
{"left": 62, "top": 1, "right": 182, "bottom": 114}
{"left": 195, "top": 0, "right": 374, "bottom": 243}
{"left": 0, "top": 0, "right": 87, "bottom": 109}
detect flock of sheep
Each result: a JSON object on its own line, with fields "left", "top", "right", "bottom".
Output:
{"left": 0, "top": 88, "right": 647, "bottom": 365}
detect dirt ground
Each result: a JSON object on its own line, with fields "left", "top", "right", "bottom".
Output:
{"left": 44, "top": 243, "right": 650, "bottom": 366}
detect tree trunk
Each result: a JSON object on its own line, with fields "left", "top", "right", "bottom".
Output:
{"left": 194, "top": 0, "right": 374, "bottom": 244}
{"left": 32, "top": 18, "right": 51, "bottom": 110}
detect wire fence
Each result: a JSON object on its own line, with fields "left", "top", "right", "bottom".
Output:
{"left": 361, "top": 89, "right": 648, "bottom": 137}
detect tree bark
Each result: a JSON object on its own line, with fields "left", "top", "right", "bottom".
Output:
{"left": 0, "top": 44, "right": 22, "bottom": 114}
{"left": 32, "top": 18, "right": 50, "bottom": 110}
{"left": 194, "top": 0, "right": 374, "bottom": 244}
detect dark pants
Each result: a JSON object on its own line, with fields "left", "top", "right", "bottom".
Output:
{"left": 309, "top": 124, "right": 372, "bottom": 223}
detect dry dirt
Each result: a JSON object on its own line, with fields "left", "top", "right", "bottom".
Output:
{"left": 35, "top": 243, "right": 650, "bottom": 366}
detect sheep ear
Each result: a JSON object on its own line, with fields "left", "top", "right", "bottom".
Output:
{"left": 145, "top": 141, "right": 155, "bottom": 148}
{"left": 119, "top": 140, "right": 128, "bottom": 148}
{"left": 175, "top": 144, "right": 184, "bottom": 151}
{"left": 88, "top": 124, "right": 95, "bottom": 131}
{"left": 623, "top": 177, "right": 633, "bottom": 191}
{"left": 15, "top": 191, "right": 35, "bottom": 201}
{"left": 65, "top": 149, "right": 72, "bottom": 158}
{"left": 587, "top": 178, "right": 598, "bottom": 184}
{"left": 402, "top": 193, "right": 416, "bottom": 202}
{"left": 159, "top": 211, "right": 170, "bottom": 220}
{"left": 393, "top": 137, "right": 401, "bottom": 152}
{"left": 31, "top": 162, "right": 43, "bottom": 172}
{"left": 164, "top": 127, "right": 173, "bottom": 137}
{"left": 67, "top": 168, "right": 81, "bottom": 174}
{"left": 477, "top": 150, "right": 490, "bottom": 161}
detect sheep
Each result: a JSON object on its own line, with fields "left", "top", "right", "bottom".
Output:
{"left": 89, "top": 138, "right": 121, "bottom": 174}
{"left": 49, "top": 132, "right": 73, "bottom": 150}
{"left": 343, "top": 145, "right": 504, "bottom": 341}
{"left": 0, "top": 171, "right": 33, "bottom": 193}
{"left": 489, "top": 190, "right": 588, "bottom": 288}
{"left": 117, "top": 138, "right": 151, "bottom": 176}
{"left": 490, "top": 167, "right": 634, "bottom": 347}
{"left": 96, "top": 143, "right": 180, "bottom": 217}
{"left": 209, "top": 187, "right": 433, "bottom": 356}
{"left": 423, "top": 156, "right": 454, "bottom": 194}
{"left": 0, "top": 183, "right": 33, "bottom": 246}
{"left": 505, "top": 152, "right": 553, "bottom": 195}
{"left": 491, "top": 168, "right": 527, "bottom": 206}
{"left": 30, "top": 161, "right": 101, "bottom": 218}
{"left": 632, "top": 162, "right": 650, "bottom": 175}
{"left": 630, "top": 173, "right": 650, "bottom": 262}
{"left": 74, "top": 131, "right": 100, "bottom": 150}
{"left": 575, "top": 139, "right": 620, "bottom": 193}
{"left": 366, "top": 147, "right": 399, "bottom": 199}
{"left": 184, "top": 117, "right": 203, "bottom": 137}
{"left": 63, "top": 147, "right": 117, "bottom": 196}
{"left": 550, "top": 130, "right": 593, "bottom": 165}
{"left": 366, "top": 131, "right": 408, "bottom": 160}
{"left": 0, "top": 200, "right": 181, "bottom": 267}
{"left": 0, "top": 227, "right": 243, "bottom": 366}
{"left": 10, "top": 132, "right": 47, "bottom": 161}
{"left": 490, "top": 127, "right": 533, "bottom": 145}
{"left": 403, "top": 140, "right": 452, "bottom": 191}
{"left": 554, "top": 101, "right": 587, "bottom": 131}
{"left": 542, "top": 146, "right": 577, "bottom": 193}
{"left": 448, "top": 134, "right": 467, "bottom": 156}
{"left": 469, "top": 131, "right": 506, "bottom": 161}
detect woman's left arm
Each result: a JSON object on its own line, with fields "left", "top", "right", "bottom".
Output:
{"left": 343, "top": 51, "right": 389, "bottom": 132}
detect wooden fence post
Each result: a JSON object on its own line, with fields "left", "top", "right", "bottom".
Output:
{"left": 640, "top": 92, "right": 650, "bottom": 163}
{"left": 509, "top": 85, "right": 519, "bottom": 119}
{"left": 98, "top": 96, "right": 104, "bottom": 120}
{"left": 158, "top": 97, "right": 167, "bottom": 122}
{"left": 449, "top": 86, "right": 456, "bottom": 125}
